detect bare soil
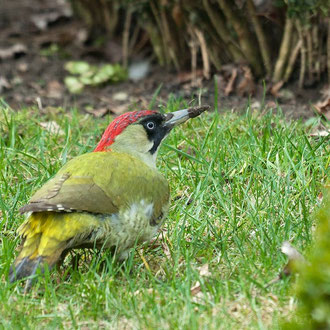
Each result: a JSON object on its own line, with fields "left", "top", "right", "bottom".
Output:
{"left": 0, "top": 0, "right": 326, "bottom": 120}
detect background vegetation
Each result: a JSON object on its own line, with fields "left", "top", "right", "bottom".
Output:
{"left": 72, "top": 0, "right": 330, "bottom": 86}
{"left": 284, "top": 183, "right": 330, "bottom": 329}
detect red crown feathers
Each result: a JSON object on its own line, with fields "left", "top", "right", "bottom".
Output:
{"left": 94, "top": 110, "right": 157, "bottom": 152}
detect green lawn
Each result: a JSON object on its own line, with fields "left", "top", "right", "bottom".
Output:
{"left": 0, "top": 98, "right": 329, "bottom": 329}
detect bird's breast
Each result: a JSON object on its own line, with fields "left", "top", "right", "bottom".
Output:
{"left": 95, "top": 199, "right": 168, "bottom": 259}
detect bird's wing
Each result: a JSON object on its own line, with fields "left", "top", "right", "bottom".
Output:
{"left": 19, "top": 152, "right": 169, "bottom": 218}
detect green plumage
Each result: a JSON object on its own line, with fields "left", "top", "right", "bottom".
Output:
{"left": 21, "top": 151, "right": 169, "bottom": 218}
{"left": 11, "top": 151, "right": 169, "bottom": 286}
{"left": 9, "top": 106, "right": 208, "bottom": 289}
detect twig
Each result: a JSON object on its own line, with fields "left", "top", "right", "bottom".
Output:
{"left": 131, "top": 32, "right": 147, "bottom": 56}
{"left": 100, "top": 0, "right": 115, "bottom": 35}
{"left": 122, "top": 6, "right": 132, "bottom": 68}
{"left": 284, "top": 39, "right": 302, "bottom": 82}
{"left": 247, "top": 0, "right": 272, "bottom": 76}
{"left": 217, "top": 0, "right": 263, "bottom": 76}
{"left": 296, "top": 20, "right": 306, "bottom": 88}
{"left": 188, "top": 36, "right": 198, "bottom": 84}
{"left": 159, "top": 4, "right": 180, "bottom": 69}
{"left": 312, "top": 24, "right": 321, "bottom": 81}
{"left": 150, "top": 1, "right": 169, "bottom": 66}
{"left": 224, "top": 68, "right": 237, "bottom": 96}
{"left": 306, "top": 27, "right": 313, "bottom": 81}
{"left": 208, "top": 44, "right": 222, "bottom": 70}
{"left": 128, "top": 24, "right": 141, "bottom": 55}
{"left": 202, "top": 0, "right": 243, "bottom": 61}
{"left": 327, "top": 18, "right": 330, "bottom": 84}
{"left": 273, "top": 15, "right": 294, "bottom": 82}
{"left": 194, "top": 28, "right": 210, "bottom": 79}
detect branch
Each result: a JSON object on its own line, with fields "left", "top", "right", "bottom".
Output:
{"left": 273, "top": 15, "right": 294, "bottom": 82}
{"left": 194, "top": 28, "right": 210, "bottom": 79}
{"left": 327, "top": 18, "right": 330, "bottom": 84}
{"left": 283, "top": 39, "right": 302, "bottom": 82}
{"left": 217, "top": 0, "right": 263, "bottom": 76}
{"left": 202, "top": 0, "right": 243, "bottom": 61}
{"left": 122, "top": 6, "right": 132, "bottom": 68}
{"left": 246, "top": 0, "right": 272, "bottom": 76}
{"left": 296, "top": 20, "right": 306, "bottom": 88}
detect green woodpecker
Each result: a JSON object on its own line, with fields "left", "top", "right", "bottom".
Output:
{"left": 9, "top": 106, "right": 208, "bottom": 288}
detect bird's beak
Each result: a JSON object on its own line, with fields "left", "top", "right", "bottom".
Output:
{"left": 164, "top": 105, "right": 210, "bottom": 129}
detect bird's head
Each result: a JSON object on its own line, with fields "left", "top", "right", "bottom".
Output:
{"left": 94, "top": 106, "right": 208, "bottom": 167}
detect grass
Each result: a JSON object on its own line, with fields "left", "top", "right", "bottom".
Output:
{"left": 0, "top": 97, "right": 329, "bottom": 329}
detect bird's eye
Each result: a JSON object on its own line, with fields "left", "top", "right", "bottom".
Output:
{"left": 147, "top": 121, "right": 155, "bottom": 130}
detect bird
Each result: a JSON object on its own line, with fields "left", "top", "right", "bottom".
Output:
{"left": 9, "top": 105, "right": 209, "bottom": 289}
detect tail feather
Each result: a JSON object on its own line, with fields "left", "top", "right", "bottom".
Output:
{"left": 10, "top": 211, "right": 100, "bottom": 290}
{"left": 9, "top": 256, "right": 45, "bottom": 292}
{"left": 9, "top": 257, "right": 40, "bottom": 282}
{"left": 9, "top": 237, "right": 64, "bottom": 291}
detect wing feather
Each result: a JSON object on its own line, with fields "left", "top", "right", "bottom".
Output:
{"left": 19, "top": 152, "right": 169, "bottom": 219}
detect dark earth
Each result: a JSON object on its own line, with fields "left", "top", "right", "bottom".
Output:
{"left": 0, "top": 0, "right": 328, "bottom": 120}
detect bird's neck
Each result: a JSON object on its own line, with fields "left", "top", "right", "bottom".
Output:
{"left": 109, "top": 125, "right": 158, "bottom": 168}
{"left": 113, "top": 145, "right": 157, "bottom": 168}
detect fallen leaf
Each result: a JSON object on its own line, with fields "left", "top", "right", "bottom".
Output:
{"left": 0, "top": 77, "right": 11, "bottom": 93}
{"left": 113, "top": 92, "right": 128, "bottom": 101}
{"left": 237, "top": 66, "right": 255, "bottom": 96}
{"left": 36, "top": 97, "right": 43, "bottom": 110}
{"left": 270, "top": 80, "right": 284, "bottom": 97}
{"left": 277, "top": 88, "right": 295, "bottom": 102}
{"left": 176, "top": 70, "right": 203, "bottom": 84}
{"left": 224, "top": 68, "right": 237, "bottom": 96}
{"left": 309, "top": 129, "right": 330, "bottom": 137}
{"left": 198, "top": 264, "right": 211, "bottom": 277}
{"left": 28, "top": 82, "right": 43, "bottom": 94}
{"left": 85, "top": 107, "right": 109, "bottom": 118}
{"left": 31, "top": 9, "right": 72, "bottom": 31}
{"left": 134, "top": 288, "right": 154, "bottom": 296}
{"left": 47, "top": 80, "right": 63, "bottom": 99}
{"left": 17, "top": 62, "right": 28, "bottom": 72}
{"left": 190, "top": 281, "right": 201, "bottom": 296}
{"left": 133, "top": 289, "right": 140, "bottom": 296}
{"left": 41, "top": 106, "right": 65, "bottom": 117}
{"left": 39, "top": 121, "right": 64, "bottom": 135}
{"left": 251, "top": 101, "right": 261, "bottom": 109}
{"left": 320, "top": 85, "right": 330, "bottom": 99}
{"left": 313, "top": 96, "right": 330, "bottom": 121}
{"left": 0, "top": 44, "right": 27, "bottom": 60}
{"left": 109, "top": 104, "right": 130, "bottom": 115}
{"left": 190, "top": 281, "right": 211, "bottom": 304}
{"left": 266, "top": 101, "right": 277, "bottom": 108}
